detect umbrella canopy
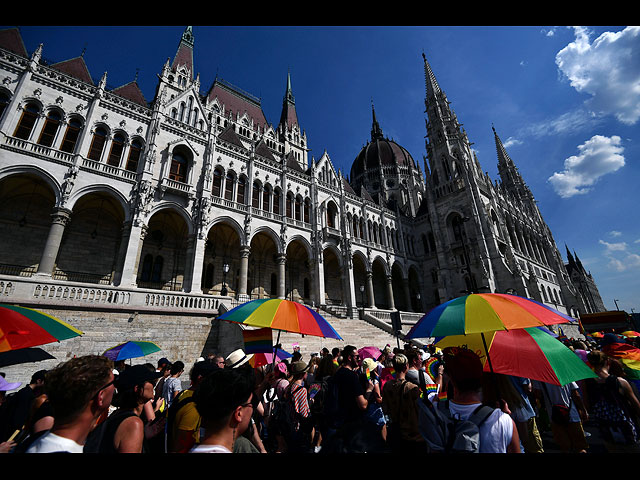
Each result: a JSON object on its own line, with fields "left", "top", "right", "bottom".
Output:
{"left": 0, "top": 347, "right": 56, "bottom": 368}
{"left": 249, "top": 349, "right": 293, "bottom": 368}
{"left": 103, "top": 340, "right": 161, "bottom": 361}
{"left": 358, "top": 346, "right": 382, "bottom": 361}
{"left": 622, "top": 331, "right": 640, "bottom": 338}
{"left": 0, "top": 303, "right": 83, "bottom": 352}
{"left": 218, "top": 299, "right": 342, "bottom": 340}
{"left": 405, "top": 293, "right": 574, "bottom": 339}
{"left": 434, "top": 327, "right": 598, "bottom": 386}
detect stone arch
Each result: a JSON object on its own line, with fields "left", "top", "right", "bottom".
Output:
{"left": 408, "top": 265, "right": 423, "bottom": 311}
{"left": 201, "top": 219, "right": 243, "bottom": 296}
{"left": 248, "top": 228, "right": 280, "bottom": 299}
{"left": 55, "top": 189, "right": 127, "bottom": 285}
{"left": 323, "top": 245, "right": 343, "bottom": 306}
{"left": 0, "top": 171, "right": 58, "bottom": 274}
{"left": 0, "top": 165, "right": 61, "bottom": 205}
{"left": 391, "top": 261, "right": 408, "bottom": 311}
{"left": 286, "top": 237, "right": 312, "bottom": 303}
{"left": 67, "top": 184, "right": 130, "bottom": 222}
{"left": 371, "top": 256, "right": 390, "bottom": 309}
{"left": 148, "top": 202, "right": 194, "bottom": 236}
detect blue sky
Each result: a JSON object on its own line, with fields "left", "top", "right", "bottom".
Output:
{"left": 10, "top": 25, "right": 640, "bottom": 313}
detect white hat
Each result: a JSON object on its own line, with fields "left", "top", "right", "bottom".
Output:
{"left": 225, "top": 349, "right": 253, "bottom": 369}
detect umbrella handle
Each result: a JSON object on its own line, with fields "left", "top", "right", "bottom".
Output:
{"left": 481, "top": 332, "right": 503, "bottom": 407}
{"left": 272, "top": 330, "right": 281, "bottom": 368}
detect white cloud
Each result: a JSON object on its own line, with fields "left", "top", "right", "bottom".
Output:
{"left": 599, "top": 238, "right": 640, "bottom": 272}
{"left": 502, "top": 137, "right": 522, "bottom": 148}
{"left": 541, "top": 27, "right": 557, "bottom": 37}
{"left": 555, "top": 26, "right": 640, "bottom": 125}
{"left": 548, "top": 134, "right": 625, "bottom": 197}
{"left": 609, "top": 230, "right": 622, "bottom": 237}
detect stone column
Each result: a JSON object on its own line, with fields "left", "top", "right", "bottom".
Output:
{"left": 386, "top": 274, "right": 396, "bottom": 310}
{"left": 112, "top": 221, "right": 132, "bottom": 285}
{"left": 117, "top": 223, "right": 148, "bottom": 287}
{"left": 237, "top": 245, "right": 251, "bottom": 300}
{"left": 35, "top": 207, "right": 72, "bottom": 276}
{"left": 276, "top": 253, "right": 287, "bottom": 299}
{"left": 366, "top": 270, "right": 376, "bottom": 308}
{"left": 183, "top": 234, "right": 206, "bottom": 293}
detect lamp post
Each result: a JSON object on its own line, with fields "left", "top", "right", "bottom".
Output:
{"left": 416, "top": 292, "right": 421, "bottom": 313}
{"left": 221, "top": 262, "right": 229, "bottom": 296}
{"left": 359, "top": 284, "right": 365, "bottom": 319}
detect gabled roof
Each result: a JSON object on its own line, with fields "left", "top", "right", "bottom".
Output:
{"left": 207, "top": 79, "right": 269, "bottom": 134}
{"left": 255, "top": 139, "right": 277, "bottom": 162}
{"left": 0, "top": 27, "right": 28, "bottom": 57}
{"left": 342, "top": 177, "right": 356, "bottom": 195}
{"left": 360, "top": 185, "right": 374, "bottom": 203}
{"left": 218, "top": 125, "right": 246, "bottom": 150}
{"left": 285, "top": 151, "right": 304, "bottom": 172}
{"left": 171, "top": 27, "right": 194, "bottom": 80}
{"left": 111, "top": 81, "right": 147, "bottom": 107}
{"left": 50, "top": 57, "right": 94, "bottom": 85}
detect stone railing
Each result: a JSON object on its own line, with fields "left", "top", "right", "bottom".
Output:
{"left": 0, "top": 274, "right": 228, "bottom": 316}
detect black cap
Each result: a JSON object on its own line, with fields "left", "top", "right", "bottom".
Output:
{"left": 115, "top": 365, "right": 162, "bottom": 391}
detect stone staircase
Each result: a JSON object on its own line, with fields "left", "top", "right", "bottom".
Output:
{"left": 275, "top": 310, "right": 421, "bottom": 359}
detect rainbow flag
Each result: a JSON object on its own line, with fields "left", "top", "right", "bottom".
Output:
{"left": 602, "top": 342, "right": 640, "bottom": 380}
{"left": 242, "top": 328, "right": 273, "bottom": 354}
{"left": 424, "top": 357, "right": 441, "bottom": 381}
{"left": 420, "top": 383, "right": 439, "bottom": 399}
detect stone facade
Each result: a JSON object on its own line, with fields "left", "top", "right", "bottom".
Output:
{"left": 0, "top": 27, "right": 602, "bottom": 384}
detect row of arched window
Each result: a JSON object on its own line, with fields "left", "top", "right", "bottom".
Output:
{"left": 9, "top": 100, "right": 143, "bottom": 173}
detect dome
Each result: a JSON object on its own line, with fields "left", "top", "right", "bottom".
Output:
{"left": 350, "top": 136, "right": 417, "bottom": 179}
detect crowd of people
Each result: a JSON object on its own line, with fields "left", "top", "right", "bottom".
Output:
{"left": 0, "top": 330, "right": 639, "bottom": 454}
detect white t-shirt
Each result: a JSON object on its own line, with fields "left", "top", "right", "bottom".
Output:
{"left": 26, "top": 432, "right": 84, "bottom": 453}
{"left": 189, "top": 444, "right": 232, "bottom": 453}
{"left": 162, "top": 377, "right": 183, "bottom": 407}
{"left": 448, "top": 401, "right": 514, "bottom": 453}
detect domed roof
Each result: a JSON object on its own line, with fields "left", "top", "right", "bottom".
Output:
{"left": 350, "top": 104, "right": 417, "bottom": 179}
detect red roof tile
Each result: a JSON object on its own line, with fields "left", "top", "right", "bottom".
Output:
{"left": 50, "top": 57, "right": 93, "bottom": 85}
{"left": 207, "top": 80, "right": 269, "bottom": 133}
{"left": 0, "top": 28, "right": 28, "bottom": 57}
{"left": 111, "top": 81, "right": 147, "bottom": 107}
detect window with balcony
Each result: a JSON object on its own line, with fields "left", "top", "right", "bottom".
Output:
{"left": 60, "top": 118, "right": 83, "bottom": 153}
{"left": 169, "top": 150, "right": 188, "bottom": 183}
{"left": 13, "top": 103, "right": 39, "bottom": 140}
{"left": 224, "top": 172, "right": 235, "bottom": 201}
{"left": 107, "top": 133, "right": 126, "bottom": 167}
{"left": 212, "top": 169, "right": 223, "bottom": 197}
{"left": 87, "top": 127, "right": 108, "bottom": 161}
{"left": 237, "top": 176, "right": 246, "bottom": 204}
{"left": 37, "top": 110, "right": 62, "bottom": 147}
{"left": 273, "top": 189, "right": 280, "bottom": 215}
{"left": 125, "top": 139, "right": 142, "bottom": 172}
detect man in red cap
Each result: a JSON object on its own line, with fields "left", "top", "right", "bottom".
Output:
{"left": 442, "top": 346, "right": 521, "bottom": 453}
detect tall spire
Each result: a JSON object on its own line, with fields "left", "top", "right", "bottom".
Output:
{"left": 422, "top": 52, "right": 441, "bottom": 99}
{"left": 279, "top": 69, "right": 298, "bottom": 130}
{"left": 494, "top": 125, "right": 532, "bottom": 200}
{"left": 171, "top": 26, "right": 194, "bottom": 81}
{"left": 371, "top": 99, "right": 383, "bottom": 140}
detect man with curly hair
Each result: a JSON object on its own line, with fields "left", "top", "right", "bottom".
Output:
{"left": 26, "top": 355, "right": 115, "bottom": 453}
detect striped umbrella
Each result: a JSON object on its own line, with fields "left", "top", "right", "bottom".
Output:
{"left": 0, "top": 303, "right": 83, "bottom": 352}
{"left": 405, "top": 293, "right": 573, "bottom": 339}
{"left": 434, "top": 327, "right": 598, "bottom": 386}
{"left": 103, "top": 340, "right": 161, "bottom": 361}
{"left": 218, "top": 299, "right": 342, "bottom": 340}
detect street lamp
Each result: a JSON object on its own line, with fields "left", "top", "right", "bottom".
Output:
{"left": 221, "top": 262, "right": 229, "bottom": 296}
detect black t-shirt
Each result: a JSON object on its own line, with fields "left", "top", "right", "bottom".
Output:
{"left": 331, "top": 367, "right": 365, "bottom": 425}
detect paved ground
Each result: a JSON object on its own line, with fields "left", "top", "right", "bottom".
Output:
{"left": 538, "top": 419, "right": 607, "bottom": 453}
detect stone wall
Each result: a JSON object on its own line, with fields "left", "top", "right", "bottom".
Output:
{"left": 1, "top": 306, "right": 246, "bottom": 387}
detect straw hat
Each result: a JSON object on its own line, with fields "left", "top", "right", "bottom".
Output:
{"left": 289, "top": 361, "right": 309, "bottom": 376}
{"left": 225, "top": 349, "right": 253, "bottom": 369}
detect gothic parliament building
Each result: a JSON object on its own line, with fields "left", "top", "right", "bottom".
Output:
{"left": 0, "top": 26, "right": 605, "bottom": 327}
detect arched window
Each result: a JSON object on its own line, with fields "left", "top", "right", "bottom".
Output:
{"left": 13, "top": 103, "right": 40, "bottom": 140}
{"left": 286, "top": 193, "right": 293, "bottom": 218}
{"left": 236, "top": 176, "right": 246, "bottom": 204}
{"left": 169, "top": 150, "right": 188, "bottom": 183}
{"left": 252, "top": 182, "right": 261, "bottom": 209}
{"left": 125, "top": 139, "right": 142, "bottom": 172}
{"left": 224, "top": 172, "right": 235, "bottom": 201}
{"left": 212, "top": 169, "right": 223, "bottom": 197}
{"left": 262, "top": 185, "right": 271, "bottom": 212}
{"left": 37, "top": 110, "right": 62, "bottom": 147}
{"left": 0, "top": 91, "right": 10, "bottom": 120}
{"left": 151, "top": 256, "right": 163, "bottom": 283}
{"left": 451, "top": 215, "right": 464, "bottom": 242}
{"left": 87, "top": 126, "right": 108, "bottom": 161}
{"left": 304, "top": 199, "right": 311, "bottom": 223}
{"left": 60, "top": 118, "right": 82, "bottom": 153}
{"left": 295, "top": 196, "right": 302, "bottom": 221}
{"left": 107, "top": 133, "right": 126, "bottom": 167}
{"left": 273, "top": 189, "right": 280, "bottom": 215}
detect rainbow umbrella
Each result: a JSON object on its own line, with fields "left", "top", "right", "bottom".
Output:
{"left": 103, "top": 340, "right": 161, "bottom": 361}
{"left": 434, "top": 327, "right": 598, "bottom": 386}
{"left": 622, "top": 331, "right": 640, "bottom": 338}
{"left": 405, "top": 293, "right": 574, "bottom": 339}
{"left": 218, "top": 299, "right": 342, "bottom": 340}
{"left": 0, "top": 303, "right": 83, "bottom": 352}
{"left": 249, "top": 348, "right": 293, "bottom": 368}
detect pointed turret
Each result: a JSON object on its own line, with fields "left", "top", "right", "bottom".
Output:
{"left": 494, "top": 125, "right": 533, "bottom": 201}
{"left": 371, "top": 100, "right": 384, "bottom": 141}
{"left": 171, "top": 26, "right": 194, "bottom": 82}
{"left": 422, "top": 52, "right": 442, "bottom": 100}
{"left": 278, "top": 70, "right": 299, "bottom": 130}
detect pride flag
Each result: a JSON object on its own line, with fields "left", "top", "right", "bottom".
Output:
{"left": 602, "top": 342, "right": 640, "bottom": 380}
{"left": 242, "top": 328, "right": 273, "bottom": 354}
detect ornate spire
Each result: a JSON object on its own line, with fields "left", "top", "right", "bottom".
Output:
{"left": 371, "top": 99, "right": 384, "bottom": 141}
{"left": 422, "top": 52, "right": 441, "bottom": 99}
{"left": 279, "top": 69, "right": 298, "bottom": 130}
{"left": 171, "top": 26, "right": 194, "bottom": 81}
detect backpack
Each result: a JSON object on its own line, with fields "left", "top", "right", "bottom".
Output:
{"left": 417, "top": 397, "right": 494, "bottom": 453}
{"left": 321, "top": 375, "right": 342, "bottom": 429}
{"left": 588, "top": 375, "right": 639, "bottom": 445}
{"left": 164, "top": 390, "right": 195, "bottom": 452}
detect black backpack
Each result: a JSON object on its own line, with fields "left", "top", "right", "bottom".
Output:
{"left": 417, "top": 398, "right": 494, "bottom": 453}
